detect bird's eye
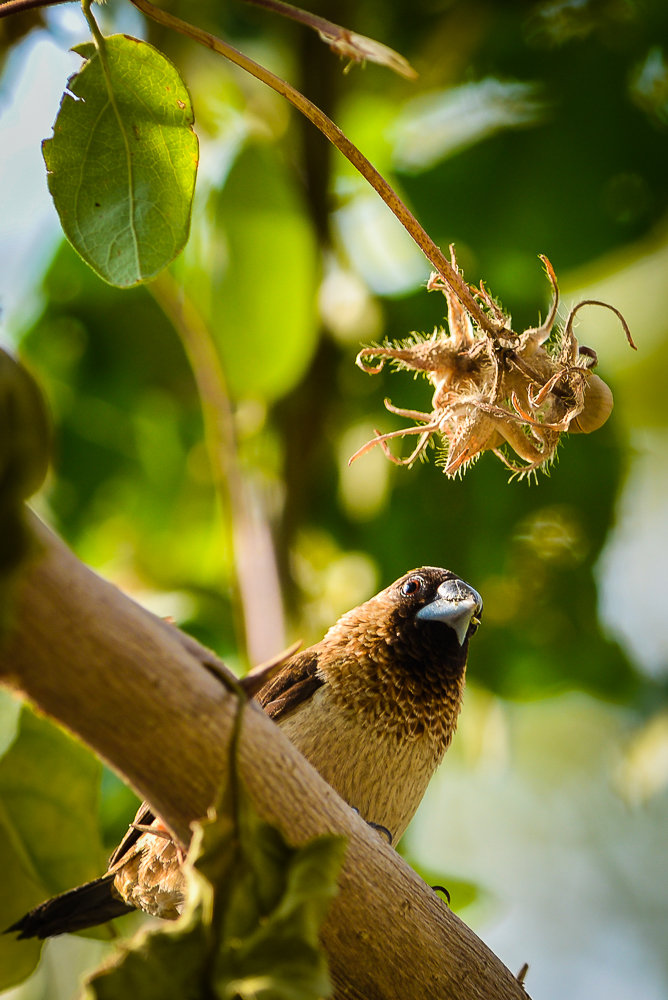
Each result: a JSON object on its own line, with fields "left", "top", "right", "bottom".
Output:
{"left": 401, "top": 577, "right": 423, "bottom": 597}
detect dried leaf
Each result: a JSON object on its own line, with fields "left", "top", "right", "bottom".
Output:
{"left": 318, "top": 28, "right": 417, "bottom": 79}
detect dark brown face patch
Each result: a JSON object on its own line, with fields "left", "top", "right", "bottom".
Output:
{"left": 314, "top": 567, "right": 477, "bottom": 749}
{"left": 350, "top": 247, "right": 635, "bottom": 479}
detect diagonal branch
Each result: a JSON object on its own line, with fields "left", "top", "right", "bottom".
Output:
{"left": 0, "top": 511, "right": 530, "bottom": 1000}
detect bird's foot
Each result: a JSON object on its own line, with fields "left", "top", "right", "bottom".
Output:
{"left": 350, "top": 808, "right": 393, "bottom": 845}
{"left": 366, "top": 820, "right": 393, "bottom": 845}
{"left": 432, "top": 884, "right": 451, "bottom": 905}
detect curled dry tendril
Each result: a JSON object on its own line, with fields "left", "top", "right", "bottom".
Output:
{"left": 349, "top": 247, "right": 636, "bottom": 479}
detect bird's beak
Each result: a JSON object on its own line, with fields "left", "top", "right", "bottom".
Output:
{"left": 416, "top": 578, "right": 483, "bottom": 646}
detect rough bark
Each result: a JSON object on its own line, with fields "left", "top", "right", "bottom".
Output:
{"left": 0, "top": 511, "right": 530, "bottom": 1000}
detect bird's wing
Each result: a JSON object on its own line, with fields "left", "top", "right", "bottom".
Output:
{"left": 256, "top": 648, "right": 324, "bottom": 722}
{"left": 107, "top": 800, "right": 157, "bottom": 868}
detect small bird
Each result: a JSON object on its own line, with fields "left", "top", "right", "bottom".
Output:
{"left": 8, "top": 566, "right": 482, "bottom": 939}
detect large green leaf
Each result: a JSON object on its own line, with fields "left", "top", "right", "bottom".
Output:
{"left": 173, "top": 144, "right": 318, "bottom": 402}
{"left": 0, "top": 708, "right": 111, "bottom": 989}
{"left": 0, "top": 818, "right": 42, "bottom": 990}
{"left": 213, "top": 827, "right": 345, "bottom": 999}
{"left": 43, "top": 35, "right": 198, "bottom": 288}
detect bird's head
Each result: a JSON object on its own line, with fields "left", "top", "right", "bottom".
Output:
{"left": 399, "top": 567, "right": 482, "bottom": 646}
{"left": 330, "top": 566, "right": 482, "bottom": 673}
{"left": 359, "top": 565, "right": 482, "bottom": 646}
{"left": 320, "top": 566, "right": 482, "bottom": 744}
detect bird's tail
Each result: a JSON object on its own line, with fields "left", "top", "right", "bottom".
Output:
{"left": 6, "top": 873, "right": 134, "bottom": 939}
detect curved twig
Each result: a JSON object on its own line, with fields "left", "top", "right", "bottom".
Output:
{"left": 126, "top": 0, "right": 505, "bottom": 338}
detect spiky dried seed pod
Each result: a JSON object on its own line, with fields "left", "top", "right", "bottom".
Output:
{"left": 349, "top": 248, "right": 635, "bottom": 479}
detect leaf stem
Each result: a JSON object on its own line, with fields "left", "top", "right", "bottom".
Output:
{"left": 128, "top": 0, "right": 504, "bottom": 337}
{"left": 80, "top": 0, "right": 107, "bottom": 66}
{"left": 148, "top": 272, "right": 286, "bottom": 667}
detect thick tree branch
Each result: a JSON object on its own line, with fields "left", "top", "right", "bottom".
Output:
{"left": 0, "top": 512, "right": 529, "bottom": 1000}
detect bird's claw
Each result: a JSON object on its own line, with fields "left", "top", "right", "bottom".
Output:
{"left": 367, "top": 821, "right": 393, "bottom": 845}
{"left": 351, "top": 808, "right": 393, "bottom": 845}
{"left": 432, "top": 884, "right": 451, "bottom": 905}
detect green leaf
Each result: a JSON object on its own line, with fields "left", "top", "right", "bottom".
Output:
{"left": 0, "top": 820, "right": 42, "bottom": 991}
{"left": 0, "top": 707, "right": 110, "bottom": 989}
{"left": 173, "top": 144, "right": 318, "bottom": 402}
{"left": 43, "top": 35, "right": 199, "bottom": 288}
{"left": 215, "top": 828, "right": 345, "bottom": 1000}
{"left": 0, "top": 688, "right": 22, "bottom": 761}
{"left": 84, "top": 774, "right": 345, "bottom": 1000}
{"left": 82, "top": 922, "right": 210, "bottom": 1000}
{"left": 211, "top": 147, "right": 317, "bottom": 401}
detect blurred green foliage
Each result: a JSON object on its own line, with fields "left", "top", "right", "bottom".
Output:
{"left": 0, "top": 703, "right": 112, "bottom": 990}
{"left": 17, "top": 0, "right": 663, "bottom": 699}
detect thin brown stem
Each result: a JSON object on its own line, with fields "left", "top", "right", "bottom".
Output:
{"left": 128, "top": 0, "right": 504, "bottom": 337}
{"left": 148, "top": 272, "right": 285, "bottom": 666}
{"left": 0, "top": 0, "right": 69, "bottom": 15}
{"left": 564, "top": 299, "right": 637, "bottom": 351}
{"left": 2, "top": 0, "right": 503, "bottom": 334}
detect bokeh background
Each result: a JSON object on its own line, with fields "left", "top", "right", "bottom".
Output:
{"left": 1, "top": 0, "right": 668, "bottom": 997}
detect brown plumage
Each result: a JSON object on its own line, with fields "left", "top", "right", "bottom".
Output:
{"left": 7, "top": 566, "right": 481, "bottom": 939}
